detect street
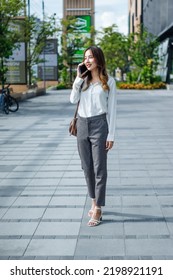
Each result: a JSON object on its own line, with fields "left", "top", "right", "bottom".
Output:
{"left": 0, "top": 88, "right": 173, "bottom": 259}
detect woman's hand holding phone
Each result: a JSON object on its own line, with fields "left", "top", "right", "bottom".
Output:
{"left": 77, "top": 63, "right": 89, "bottom": 78}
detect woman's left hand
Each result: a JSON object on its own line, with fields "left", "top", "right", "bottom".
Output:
{"left": 106, "top": 141, "right": 114, "bottom": 151}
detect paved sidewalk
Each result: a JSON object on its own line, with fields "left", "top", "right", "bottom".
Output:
{"left": 0, "top": 88, "right": 173, "bottom": 260}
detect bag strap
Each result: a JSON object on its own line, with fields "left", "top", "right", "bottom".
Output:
{"left": 73, "top": 101, "right": 79, "bottom": 119}
{"left": 73, "top": 80, "right": 84, "bottom": 119}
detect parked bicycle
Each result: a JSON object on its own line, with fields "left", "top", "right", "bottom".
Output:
{"left": 0, "top": 84, "right": 19, "bottom": 114}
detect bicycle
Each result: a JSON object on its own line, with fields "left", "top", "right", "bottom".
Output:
{"left": 0, "top": 84, "right": 19, "bottom": 114}
{"left": 0, "top": 89, "right": 9, "bottom": 114}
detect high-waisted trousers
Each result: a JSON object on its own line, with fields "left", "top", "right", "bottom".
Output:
{"left": 77, "top": 113, "right": 108, "bottom": 206}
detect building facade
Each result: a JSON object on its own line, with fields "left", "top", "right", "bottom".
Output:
{"left": 63, "top": 0, "right": 95, "bottom": 83}
{"left": 128, "top": 0, "right": 143, "bottom": 34}
{"left": 63, "top": 0, "right": 95, "bottom": 25}
{"left": 128, "top": 0, "right": 173, "bottom": 84}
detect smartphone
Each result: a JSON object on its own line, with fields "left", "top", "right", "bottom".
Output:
{"left": 79, "top": 64, "right": 88, "bottom": 77}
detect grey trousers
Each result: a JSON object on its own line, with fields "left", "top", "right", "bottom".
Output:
{"left": 77, "top": 113, "right": 108, "bottom": 206}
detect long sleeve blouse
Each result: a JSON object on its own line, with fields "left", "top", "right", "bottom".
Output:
{"left": 70, "top": 75, "right": 117, "bottom": 141}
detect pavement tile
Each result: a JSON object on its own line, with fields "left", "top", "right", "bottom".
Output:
{"left": 13, "top": 166, "right": 41, "bottom": 172}
{"left": 28, "top": 178, "right": 60, "bottom": 186}
{"left": 0, "top": 165, "right": 16, "bottom": 172}
{"left": 34, "top": 172, "right": 64, "bottom": 178}
{"left": 0, "top": 172, "right": 8, "bottom": 179}
{"left": 120, "top": 171, "right": 149, "bottom": 177}
{"left": 166, "top": 222, "right": 173, "bottom": 234}
{"left": 0, "top": 240, "right": 30, "bottom": 256}
{"left": 43, "top": 208, "right": 83, "bottom": 219}
{"left": 59, "top": 178, "right": 86, "bottom": 185}
{"left": 157, "top": 196, "right": 173, "bottom": 205}
{"left": 0, "top": 222, "right": 38, "bottom": 235}
{"left": 124, "top": 221, "right": 169, "bottom": 235}
{"left": 121, "top": 207, "right": 163, "bottom": 221}
{"left": 45, "top": 160, "right": 70, "bottom": 165}
{"left": 62, "top": 171, "right": 84, "bottom": 178}
{"left": 150, "top": 177, "right": 173, "bottom": 185}
{"left": 21, "top": 188, "right": 56, "bottom": 196}
{"left": 2, "top": 208, "right": 45, "bottom": 220}
{"left": 0, "top": 188, "right": 23, "bottom": 196}
{"left": 54, "top": 187, "right": 87, "bottom": 195}
{"left": 107, "top": 178, "right": 121, "bottom": 185}
{"left": 122, "top": 196, "right": 159, "bottom": 206}
{"left": 19, "top": 160, "right": 45, "bottom": 166}
{"left": 6, "top": 172, "right": 36, "bottom": 179}
{"left": 34, "top": 222, "right": 80, "bottom": 235}
{"left": 0, "top": 197, "right": 17, "bottom": 206}
{"left": 148, "top": 170, "right": 173, "bottom": 177}
{"left": 49, "top": 196, "right": 86, "bottom": 206}
{"left": 125, "top": 239, "right": 173, "bottom": 256}
{"left": 101, "top": 208, "right": 123, "bottom": 222}
{"left": 39, "top": 165, "right": 68, "bottom": 171}
{"left": 121, "top": 177, "right": 152, "bottom": 185}
{"left": 161, "top": 208, "right": 173, "bottom": 219}
{"left": 25, "top": 239, "right": 77, "bottom": 256}
{"left": 12, "top": 196, "right": 51, "bottom": 206}
{"left": 101, "top": 196, "right": 121, "bottom": 207}
{"left": 75, "top": 239, "right": 125, "bottom": 257}
{"left": 0, "top": 208, "right": 8, "bottom": 219}
{"left": 0, "top": 178, "right": 31, "bottom": 186}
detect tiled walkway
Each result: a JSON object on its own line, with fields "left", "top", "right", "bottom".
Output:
{"left": 0, "top": 89, "right": 173, "bottom": 259}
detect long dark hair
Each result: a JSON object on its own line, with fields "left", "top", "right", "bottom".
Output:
{"left": 82, "top": 46, "right": 109, "bottom": 91}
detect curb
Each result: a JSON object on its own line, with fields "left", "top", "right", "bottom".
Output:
{"left": 12, "top": 88, "right": 46, "bottom": 102}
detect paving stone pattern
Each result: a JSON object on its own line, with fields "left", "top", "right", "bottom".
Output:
{"left": 0, "top": 89, "right": 173, "bottom": 260}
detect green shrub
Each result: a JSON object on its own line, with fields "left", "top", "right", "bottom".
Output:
{"left": 56, "top": 82, "right": 68, "bottom": 90}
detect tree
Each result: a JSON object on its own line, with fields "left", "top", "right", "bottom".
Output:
{"left": 0, "top": 0, "right": 24, "bottom": 87}
{"left": 60, "top": 17, "right": 96, "bottom": 85}
{"left": 97, "top": 24, "right": 130, "bottom": 80}
{"left": 128, "top": 25, "right": 160, "bottom": 83}
{"left": 24, "top": 13, "right": 58, "bottom": 86}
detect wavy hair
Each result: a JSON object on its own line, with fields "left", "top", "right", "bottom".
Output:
{"left": 82, "top": 46, "right": 109, "bottom": 91}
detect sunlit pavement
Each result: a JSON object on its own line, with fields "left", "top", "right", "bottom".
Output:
{"left": 0, "top": 88, "right": 173, "bottom": 260}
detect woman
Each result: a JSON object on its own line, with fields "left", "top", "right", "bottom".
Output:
{"left": 70, "top": 46, "right": 117, "bottom": 227}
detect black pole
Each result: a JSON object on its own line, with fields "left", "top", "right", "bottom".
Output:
{"left": 42, "top": 0, "right": 46, "bottom": 90}
{"left": 27, "top": 0, "right": 31, "bottom": 86}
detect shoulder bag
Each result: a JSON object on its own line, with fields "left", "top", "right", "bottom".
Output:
{"left": 69, "top": 101, "right": 80, "bottom": 137}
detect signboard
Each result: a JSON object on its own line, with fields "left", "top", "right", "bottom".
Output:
{"left": 5, "top": 19, "right": 27, "bottom": 84}
{"left": 73, "top": 16, "right": 91, "bottom": 33}
{"left": 68, "top": 15, "right": 91, "bottom": 63}
{"left": 38, "top": 39, "right": 58, "bottom": 81}
{"left": 5, "top": 43, "right": 26, "bottom": 84}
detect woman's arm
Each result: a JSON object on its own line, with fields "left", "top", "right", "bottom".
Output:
{"left": 107, "top": 77, "right": 117, "bottom": 142}
{"left": 70, "top": 63, "right": 87, "bottom": 104}
{"left": 70, "top": 76, "right": 84, "bottom": 104}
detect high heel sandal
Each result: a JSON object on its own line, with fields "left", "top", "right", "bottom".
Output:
{"left": 87, "top": 207, "right": 102, "bottom": 227}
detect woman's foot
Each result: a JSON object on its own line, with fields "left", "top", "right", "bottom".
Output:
{"left": 88, "top": 199, "right": 96, "bottom": 217}
{"left": 88, "top": 209, "right": 94, "bottom": 217}
{"left": 87, "top": 206, "right": 102, "bottom": 227}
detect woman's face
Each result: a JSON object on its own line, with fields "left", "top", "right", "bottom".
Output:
{"left": 84, "top": 49, "right": 97, "bottom": 72}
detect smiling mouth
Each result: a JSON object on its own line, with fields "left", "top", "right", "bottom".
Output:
{"left": 86, "top": 64, "right": 92, "bottom": 68}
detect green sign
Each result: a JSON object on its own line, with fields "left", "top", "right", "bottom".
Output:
{"left": 73, "top": 15, "right": 91, "bottom": 33}
{"left": 68, "top": 15, "right": 91, "bottom": 63}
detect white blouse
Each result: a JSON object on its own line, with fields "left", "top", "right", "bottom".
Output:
{"left": 70, "top": 76, "right": 117, "bottom": 141}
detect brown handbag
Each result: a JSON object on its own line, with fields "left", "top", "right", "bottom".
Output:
{"left": 69, "top": 101, "right": 80, "bottom": 136}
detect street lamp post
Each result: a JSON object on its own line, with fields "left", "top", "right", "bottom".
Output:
{"left": 27, "top": 0, "right": 31, "bottom": 86}
{"left": 42, "top": 0, "right": 46, "bottom": 90}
